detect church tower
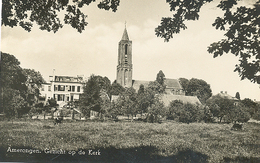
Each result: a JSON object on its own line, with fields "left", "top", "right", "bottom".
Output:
{"left": 116, "top": 27, "right": 133, "bottom": 87}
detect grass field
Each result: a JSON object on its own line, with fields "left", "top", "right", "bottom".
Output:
{"left": 0, "top": 119, "right": 259, "bottom": 162}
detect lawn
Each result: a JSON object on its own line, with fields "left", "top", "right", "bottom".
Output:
{"left": 0, "top": 119, "right": 259, "bottom": 162}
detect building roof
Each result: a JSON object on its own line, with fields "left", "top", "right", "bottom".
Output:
{"left": 53, "top": 75, "right": 83, "bottom": 83}
{"left": 121, "top": 28, "right": 129, "bottom": 41}
{"left": 131, "top": 78, "right": 183, "bottom": 92}
{"left": 165, "top": 78, "right": 183, "bottom": 89}
{"left": 213, "top": 91, "right": 239, "bottom": 101}
{"left": 160, "top": 94, "right": 201, "bottom": 106}
{"left": 132, "top": 80, "right": 150, "bottom": 91}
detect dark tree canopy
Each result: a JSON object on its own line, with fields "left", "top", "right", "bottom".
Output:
{"left": 156, "top": 0, "right": 260, "bottom": 83}
{"left": 109, "top": 80, "right": 125, "bottom": 96}
{"left": 0, "top": 52, "right": 27, "bottom": 93}
{"left": 80, "top": 74, "right": 103, "bottom": 114}
{"left": 2, "top": 0, "right": 120, "bottom": 32}
{"left": 179, "top": 78, "right": 212, "bottom": 104}
{"left": 156, "top": 70, "right": 165, "bottom": 85}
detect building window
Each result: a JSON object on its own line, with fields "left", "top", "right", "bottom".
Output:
{"left": 125, "top": 54, "right": 128, "bottom": 64}
{"left": 72, "top": 86, "right": 75, "bottom": 92}
{"left": 57, "top": 94, "right": 65, "bottom": 101}
{"left": 41, "top": 87, "right": 44, "bottom": 91}
{"left": 68, "top": 86, "right": 71, "bottom": 92}
{"left": 54, "top": 85, "right": 58, "bottom": 91}
{"left": 77, "top": 86, "right": 80, "bottom": 92}
{"left": 48, "top": 86, "right": 51, "bottom": 91}
{"left": 125, "top": 44, "right": 128, "bottom": 54}
{"left": 60, "top": 85, "right": 65, "bottom": 91}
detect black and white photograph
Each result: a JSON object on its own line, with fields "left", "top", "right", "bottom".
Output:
{"left": 1, "top": 0, "right": 260, "bottom": 162}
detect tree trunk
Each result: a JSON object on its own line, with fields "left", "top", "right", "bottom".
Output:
{"left": 72, "top": 109, "right": 75, "bottom": 120}
{"left": 220, "top": 116, "right": 223, "bottom": 123}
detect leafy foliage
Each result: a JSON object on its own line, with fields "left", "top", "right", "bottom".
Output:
{"left": 206, "top": 95, "right": 235, "bottom": 122}
{"left": 79, "top": 75, "right": 102, "bottom": 116}
{"left": 146, "top": 98, "right": 166, "bottom": 123}
{"left": 156, "top": 0, "right": 213, "bottom": 41}
{"left": 148, "top": 81, "right": 165, "bottom": 94}
{"left": 241, "top": 98, "right": 258, "bottom": 116}
{"left": 167, "top": 100, "right": 205, "bottom": 123}
{"left": 179, "top": 78, "right": 212, "bottom": 104}
{"left": 0, "top": 52, "right": 29, "bottom": 119}
{"left": 156, "top": 0, "right": 260, "bottom": 83}
{"left": 79, "top": 75, "right": 111, "bottom": 117}
{"left": 2, "top": 0, "right": 120, "bottom": 33}
{"left": 109, "top": 81, "right": 125, "bottom": 97}
{"left": 228, "top": 106, "right": 251, "bottom": 123}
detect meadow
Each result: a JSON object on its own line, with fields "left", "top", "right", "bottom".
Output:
{"left": 0, "top": 119, "right": 259, "bottom": 162}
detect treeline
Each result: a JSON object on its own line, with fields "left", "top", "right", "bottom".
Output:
{"left": 1, "top": 52, "right": 260, "bottom": 124}
{"left": 78, "top": 73, "right": 167, "bottom": 123}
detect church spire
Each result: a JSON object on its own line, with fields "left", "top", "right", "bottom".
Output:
{"left": 117, "top": 25, "right": 133, "bottom": 88}
{"left": 121, "top": 25, "right": 129, "bottom": 41}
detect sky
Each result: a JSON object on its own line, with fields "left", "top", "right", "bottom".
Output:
{"left": 1, "top": 0, "right": 260, "bottom": 101}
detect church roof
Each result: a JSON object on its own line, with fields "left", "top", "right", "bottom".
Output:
{"left": 160, "top": 94, "right": 201, "bottom": 106}
{"left": 165, "top": 78, "right": 183, "bottom": 89}
{"left": 121, "top": 28, "right": 129, "bottom": 41}
{"left": 132, "top": 80, "right": 150, "bottom": 91}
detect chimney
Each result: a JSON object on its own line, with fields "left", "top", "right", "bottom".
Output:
{"left": 225, "top": 91, "right": 227, "bottom": 94}
{"left": 220, "top": 91, "right": 223, "bottom": 93}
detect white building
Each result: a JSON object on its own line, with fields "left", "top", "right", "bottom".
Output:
{"left": 40, "top": 75, "right": 84, "bottom": 106}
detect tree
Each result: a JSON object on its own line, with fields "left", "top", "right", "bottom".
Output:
{"left": 136, "top": 85, "right": 156, "bottom": 117}
{"left": 206, "top": 95, "right": 235, "bottom": 122}
{"left": 156, "top": 70, "right": 165, "bottom": 85}
{"left": 0, "top": 52, "right": 28, "bottom": 118}
{"left": 23, "top": 68, "right": 45, "bottom": 105}
{"left": 109, "top": 80, "right": 125, "bottom": 96}
{"left": 167, "top": 100, "right": 184, "bottom": 120}
{"left": 115, "top": 87, "right": 138, "bottom": 120}
{"left": 179, "top": 78, "right": 189, "bottom": 94}
{"left": 179, "top": 78, "right": 212, "bottom": 104}
{"left": 155, "top": 0, "right": 260, "bottom": 83}
{"left": 2, "top": 0, "right": 120, "bottom": 33}
{"left": 228, "top": 106, "right": 251, "bottom": 123}
{"left": 0, "top": 52, "right": 27, "bottom": 94}
{"left": 107, "top": 101, "right": 122, "bottom": 120}
{"left": 241, "top": 98, "right": 258, "bottom": 116}
{"left": 148, "top": 81, "right": 165, "bottom": 94}
{"left": 79, "top": 75, "right": 103, "bottom": 117}
{"left": 146, "top": 98, "right": 166, "bottom": 123}
{"left": 235, "top": 92, "right": 240, "bottom": 100}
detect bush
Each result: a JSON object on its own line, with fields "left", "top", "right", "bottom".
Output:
{"left": 252, "top": 109, "right": 260, "bottom": 121}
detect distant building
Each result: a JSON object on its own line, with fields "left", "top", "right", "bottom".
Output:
{"left": 215, "top": 91, "right": 239, "bottom": 101}
{"left": 40, "top": 75, "right": 84, "bottom": 106}
{"left": 114, "top": 27, "right": 200, "bottom": 106}
{"left": 208, "top": 91, "right": 239, "bottom": 105}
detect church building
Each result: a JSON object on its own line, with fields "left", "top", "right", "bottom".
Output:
{"left": 115, "top": 27, "right": 201, "bottom": 105}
